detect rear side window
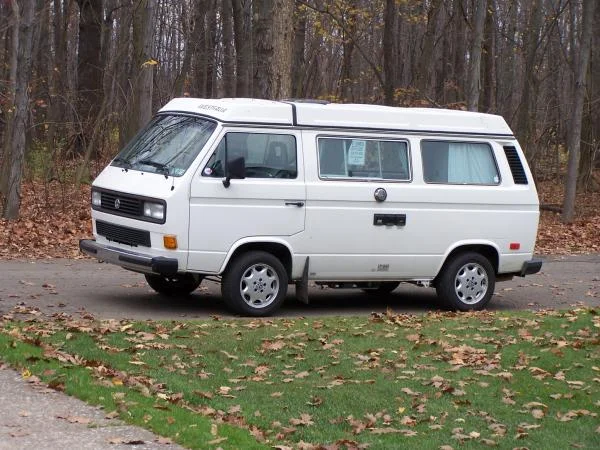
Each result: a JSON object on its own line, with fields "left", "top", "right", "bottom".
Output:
{"left": 318, "top": 137, "right": 410, "bottom": 181}
{"left": 203, "top": 132, "right": 297, "bottom": 179}
{"left": 421, "top": 141, "right": 499, "bottom": 185}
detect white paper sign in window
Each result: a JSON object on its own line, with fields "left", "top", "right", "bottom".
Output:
{"left": 347, "top": 140, "right": 366, "bottom": 165}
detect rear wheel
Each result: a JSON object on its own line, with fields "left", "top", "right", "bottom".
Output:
{"left": 145, "top": 273, "right": 202, "bottom": 296}
{"left": 222, "top": 251, "right": 288, "bottom": 316}
{"left": 361, "top": 281, "right": 400, "bottom": 295}
{"left": 436, "top": 252, "right": 495, "bottom": 311}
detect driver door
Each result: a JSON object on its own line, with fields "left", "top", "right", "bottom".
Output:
{"left": 187, "top": 128, "right": 305, "bottom": 273}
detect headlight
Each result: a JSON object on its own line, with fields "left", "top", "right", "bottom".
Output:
{"left": 91, "top": 190, "right": 101, "bottom": 207}
{"left": 143, "top": 201, "right": 165, "bottom": 220}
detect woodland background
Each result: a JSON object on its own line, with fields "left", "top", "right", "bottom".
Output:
{"left": 0, "top": 0, "right": 599, "bottom": 256}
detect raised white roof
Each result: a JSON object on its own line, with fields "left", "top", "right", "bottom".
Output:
{"left": 159, "top": 98, "right": 513, "bottom": 136}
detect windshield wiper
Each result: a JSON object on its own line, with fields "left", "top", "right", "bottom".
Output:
{"left": 139, "top": 159, "right": 170, "bottom": 177}
{"left": 112, "top": 157, "right": 132, "bottom": 171}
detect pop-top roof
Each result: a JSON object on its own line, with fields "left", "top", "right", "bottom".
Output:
{"left": 159, "top": 98, "right": 514, "bottom": 136}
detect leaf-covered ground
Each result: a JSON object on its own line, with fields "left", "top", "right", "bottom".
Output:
{"left": 1, "top": 307, "right": 598, "bottom": 449}
{"left": 1, "top": 180, "right": 599, "bottom": 259}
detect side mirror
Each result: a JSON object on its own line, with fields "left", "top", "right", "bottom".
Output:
{"left": 222, "top": 156, "right": 246, "bottom": 188}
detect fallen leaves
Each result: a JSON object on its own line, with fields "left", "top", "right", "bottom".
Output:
{"left": 0, "top": 181, "right": 92, "bottom": 259}
{"left": 289, "top": 413, "right": 314, "bottom": 426}
{"left": 56, "top": 415, "right": 92, "bottom": 424}
{"left": 1, "top": 306, "right": 599, "bottom": 450}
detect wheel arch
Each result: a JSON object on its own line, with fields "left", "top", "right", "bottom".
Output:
{"left": 220, "top": 238, "right": 294, "bottom": 279}
{"left": 435, "top": 241, "right": 500, "bottom": 282}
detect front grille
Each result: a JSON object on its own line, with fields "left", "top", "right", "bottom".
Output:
{"left": 100, "top": 191, "right": 143, "bottom": 216}
{"left": 92, "top": 189, "right": 166, "bottom": 224}
{"left": 96, "top": 220, "right": 151, "bottom": 247}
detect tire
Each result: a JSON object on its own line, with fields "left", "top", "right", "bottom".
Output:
{"left": 435, "top": 252, "right": 495, "bottom": 311}
{"left": 221, "top": 251, "right": 288, "bottom": 316}
{"left": 145, "top": 273, "right": 202, "bottom": 296}
{"left": 361, "top": 281, "right": 400, "bottom": 295}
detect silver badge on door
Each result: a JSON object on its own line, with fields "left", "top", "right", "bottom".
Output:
{"left": 374, "top": 188, "right": 387, "bottom": 202}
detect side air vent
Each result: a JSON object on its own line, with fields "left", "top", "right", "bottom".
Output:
{"left": 503, "top": 146, "right": 528, "bottom": 184}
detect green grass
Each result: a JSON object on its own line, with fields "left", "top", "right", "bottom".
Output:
{"left": 1, "top": 309, "right": 599, "bottom": 449}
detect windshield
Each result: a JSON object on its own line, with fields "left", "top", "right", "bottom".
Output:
{"left": 111, "top": 114, "right": 217, "bottom": 177}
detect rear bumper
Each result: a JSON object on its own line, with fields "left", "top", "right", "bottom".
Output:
{"left": 520, "top": 258, "right": 543, "bottom": 277}
{"left": 79, "top": 239, "right": 178, "bottom": 275}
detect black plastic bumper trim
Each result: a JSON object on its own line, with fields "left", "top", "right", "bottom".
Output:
{"left": 79, "top": 239, "right": 178, "bottom": 276}
{"left": 520, "top": 258, "right": 543, "bottom": 277}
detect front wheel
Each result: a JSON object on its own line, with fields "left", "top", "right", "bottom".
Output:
{"left": 221, "top": 251, "right": 288, "bottom": 316}
{"left": 435, "top": 252, "right": 495, "bottom": 311}
{"left": 145, "top": 273, "right": 202, "bottom": 296}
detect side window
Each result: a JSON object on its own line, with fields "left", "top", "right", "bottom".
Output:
{"left": 421, "top": 141, "right": 499, "bottom": 185}
{"left": 318, "top": 137, "right": 410, "bottom": 181}
{"left": 203, "top": 132, "right": 297, "bottom": 179}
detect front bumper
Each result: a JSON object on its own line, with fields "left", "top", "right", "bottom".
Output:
{"left": 520, "top": 258, "right": 543, "bottom": 277}
{"left": 79, "top": 239, "right": 178, "bottom": 275}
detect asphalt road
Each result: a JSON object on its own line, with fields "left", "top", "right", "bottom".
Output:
{"left": 0, "top": 255, "right": 598, "bottom": 320}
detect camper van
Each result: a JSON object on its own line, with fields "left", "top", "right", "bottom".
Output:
{"left": 80, "top": 98, "right": 542, "bottom": 316}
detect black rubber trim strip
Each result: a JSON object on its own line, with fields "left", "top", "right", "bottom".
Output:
{"left": 151, "top": 257, "right": 178, "bottom": 276}
{"left": 79, "top": 239, "right": 97, "bottom": 254}
{"left": 519, "top": 258, "right": 543, "bottom": 277}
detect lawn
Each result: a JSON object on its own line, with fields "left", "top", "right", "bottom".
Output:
{"left": 0, "top": 308, "right": 598, "bottom": 449}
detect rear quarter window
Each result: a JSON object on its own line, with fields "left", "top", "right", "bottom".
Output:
{"left": 421, "top": 140, "right": 500, "bottom": 185}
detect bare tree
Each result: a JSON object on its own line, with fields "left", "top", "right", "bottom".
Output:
{"left": 222, "top": 0, "right": 235, "bottom": 96}
{"left": 562, "top": 0, "right": 597, "bottom": 222}
{"left": 382, "top": 0, "right": 396, "bottom": 105}
{"left": 76, "top": 0, "right": 103, "bottom": 148}
{"left": 466, "top": 0, "right": 487, "bottom": 111}
{"left": 1, "top": 0, "right": 36, "bottom": 219}
{"left": 232, "top": 0, "right": 251, "bottom": 97}
{"left": 123, "top": 0, "right": 157, "bottom": 145}
{"left": 253, "top": 0, "right": 293, "bottom": 99}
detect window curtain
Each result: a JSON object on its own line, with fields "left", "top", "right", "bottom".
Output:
{"left": 448, "top": 143, "right": 497, "bottom": 184}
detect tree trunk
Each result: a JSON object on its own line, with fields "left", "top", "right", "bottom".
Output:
{"left": 516, "top": 0, "right": 543, "bottom": 160}
{"left": 204, "top": 0, "right": 217, "bottom": 97}
{"left": 415, "top": 0, "right": 442, "bottom": 95}
{"left": 480, "top": 0, "right": 495, "bottom": 112}
{"left": 0, "top": 0, "right": 20, "bottom": 198}
{"left": 578, "top": 1, "right": 600, "bottom": 189}
{"left": 222, "top": 0, "right": 235, "bottom": 96}
{"left": 123, "top": 0, "right": 156, "bottom": 146}
{"left": 291, "top": 2, "right": 307, "bottom": 98}
{"left": 253, "top": 0, "right": 293, "bottom": 99}
{"left": 339, "top": 16, "right": 356, "bottom": 102}
{"left": 562, "top": 0, "right": 596, "bottom": 222}
{"left": 173, "top": 0, "right": 205, "bottom": 97}
{"left": 382, "top": 0, "right": 396, "bottom": 106}
{"left": 1, "top": 0, "right": 36, "bottom": 219}
{"left": 76, "top": 0, "right": 103, "bottom": 147}
{"left": 253, "top": 0, "right": 274, "bottom": 99}
{"left": 466, "top": 0, "right": 487, "bottom": 111}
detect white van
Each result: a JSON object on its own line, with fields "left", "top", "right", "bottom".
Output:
{"left": 80, "top": 98, "right": 542, "bottom": 316}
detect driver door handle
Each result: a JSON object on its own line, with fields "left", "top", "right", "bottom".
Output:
{"left": 285, "top": 201, "right": 305, "bottom": 207}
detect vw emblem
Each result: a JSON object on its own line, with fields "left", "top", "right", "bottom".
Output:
{"left": 114, "top": 198, "right": 121, "bottom": 209}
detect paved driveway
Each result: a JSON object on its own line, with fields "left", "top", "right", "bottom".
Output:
{"left": 0, "top": 255, "right": 598, "bottom": 320}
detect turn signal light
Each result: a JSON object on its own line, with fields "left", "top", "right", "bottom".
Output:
{"left": 509, "top": 243, "right": 521, "bottom": 250}
{"left": 163, "top": 235, "right": 178, "bottom": 250}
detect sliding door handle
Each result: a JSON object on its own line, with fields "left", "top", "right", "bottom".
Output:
{"left": 285, "top": 201, "right": 305, "bottom": 207}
